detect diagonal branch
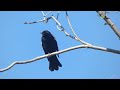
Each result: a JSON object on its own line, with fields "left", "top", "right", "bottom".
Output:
{"left": 0, "top": 44, "right": 120, "bottom": 72}
{"left": 51, "top": 15, "right": 90, "bottom": 43}
{"left": 51, "top": 15, "right": 80, "bottom": 40}
{"left": 97, "top": 11, "right": 120, "bottom": 39}
{"left": 65, "top": 11, "right": 92, "bottom": 45}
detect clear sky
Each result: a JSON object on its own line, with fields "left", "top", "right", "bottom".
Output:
{"left": 0, "top": 11, "right": 120, "bottom": 79}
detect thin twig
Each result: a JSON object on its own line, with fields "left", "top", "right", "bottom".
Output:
{"left": 57, "top": 11, "right": 61, "bottom": 20}
{"left": 65, "top": 11, "right": 92, "bottom": 45}
{"left": 24, "top": 17, "right": 51, "bottom": 24}
{"left": 41, "top": 11, "right": 45, "bottom": 16}
{"left": 24, "top": 19, "right": 46, "bottom": 24}
{"left": 45, "top": 11, "right": 52, "bottom": 16}
{"left": 51, "top": 15, "right": 84, "bottom": 41}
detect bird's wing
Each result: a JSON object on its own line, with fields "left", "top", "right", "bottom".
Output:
{"left": 53, "top": 37, "right": 59, "bottom": 57}
{"left": 42, "top": 38, "right": 48, "bottom": 55}
{"left": 42, "top": 43, "right": 48, "bottom": 55}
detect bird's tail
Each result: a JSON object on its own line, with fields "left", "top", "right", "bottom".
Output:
{"left": 48, "top": 55, "right": 62, "bottom": 71}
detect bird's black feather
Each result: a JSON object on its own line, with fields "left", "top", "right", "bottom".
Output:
{"left": 41, "top": 30, "right": 62, "bottom": 71}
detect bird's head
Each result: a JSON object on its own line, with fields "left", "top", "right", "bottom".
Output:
{"left": 41, "top": 30, "right": 52, "bottom": 36}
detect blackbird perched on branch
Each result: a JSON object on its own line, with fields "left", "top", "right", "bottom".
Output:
{"left": 41, "top": 30, "right": 62, "bottom": 71}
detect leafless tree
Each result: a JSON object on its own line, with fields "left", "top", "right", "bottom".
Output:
{"left": 0, "top": 11, "right": 120, "bottom": 72}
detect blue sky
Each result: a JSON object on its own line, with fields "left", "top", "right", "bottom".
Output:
{"left": 0, "top": 11, "right": 120, "bottom": 79}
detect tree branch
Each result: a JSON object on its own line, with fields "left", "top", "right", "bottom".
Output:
{"left": 88, "top": 45, "right": 120, "bottom": 54}
{"left": 51, "top": 15, "right": 90, "bottom": 43}
{"left": 65, "top": 11, "right": 92, "bottom": 45}
{"left": 0, "top": 44, "right": 120, "bottom": 72}
{"left": 97, "top": 11, "right": 120, "bottom": 39}
{"left": 24, "top": 12, "right": 90, "bottom": 44}
{"left": 41, "top": 11, "right": 52, "bottom": 17}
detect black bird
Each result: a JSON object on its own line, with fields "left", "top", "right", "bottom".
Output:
{"left": 41, "top": 30, "right": 62, "bottom": 71}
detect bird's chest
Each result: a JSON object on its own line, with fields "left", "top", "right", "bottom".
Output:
{"left": 42, "top": 37, "right": 56, "bottom": 53}
{"left": 44, "top": 39, "right": 55, "bottom": 51}
{"left": 44, "top": 38, "right": 54, "bottom": 44}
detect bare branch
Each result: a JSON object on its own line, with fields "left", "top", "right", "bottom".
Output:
{"left": 0, "top": 45, "right": 87, "bottom": 72}
{"left": 88, "top": 45, "right": 120, "bottom": 54}
{"left": 1, "top": 44, "right": 120, "bottom": 72}
{"left": 44, "top": 11, "right": 52, "bottom": 16}
{"left": 97, "top": 11, "right": 120, "bottom": 39}
{"left": 24, "top": 17, "right": 51, "bottom": 24}
{"left": 24, "top": 19, "right": 46, "bottom": 24}
{"left": 51, "top": 15, "right": 85, "bottom": 42}
{"left": 65, "top": 11, "right": 92, "bottom": 45}
{"left": 24, "top": 12, "right": 87, "bottom": 43}
{"left": 51, "top": 16, "right": 78, "bottom": 39}
{"left": 41, "top": 11, "right": 45, "bottom": 16}
{"left": 23, "top": 13, "right": 79, "bottom": 42}
{"left": 57, "top": 11, "right": 61, "bottom": 20}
